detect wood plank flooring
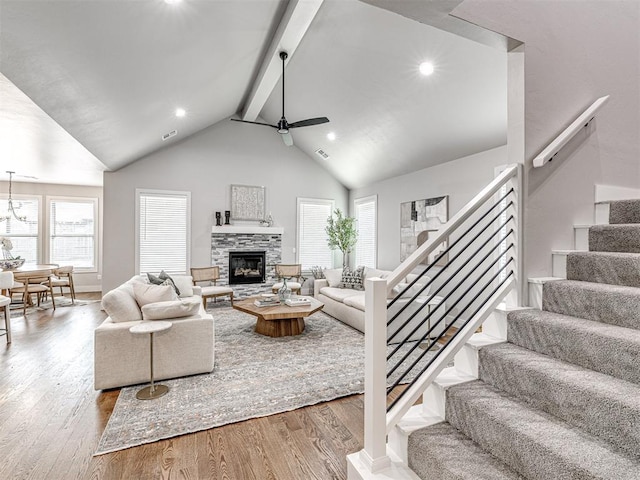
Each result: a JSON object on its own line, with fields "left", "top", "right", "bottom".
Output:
{"left": 0, "top": 295, "right": 448, "bottom": 479}
{"left": 0, "top": 294, "right": 366, "bottom": 479}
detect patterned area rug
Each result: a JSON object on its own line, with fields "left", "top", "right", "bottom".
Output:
{"left": 95, "top": 309, "right": 437, "bottom": 455}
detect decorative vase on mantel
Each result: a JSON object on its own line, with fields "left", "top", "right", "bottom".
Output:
{"left": 278, "top": 277, "right": 292, "bottom": 302}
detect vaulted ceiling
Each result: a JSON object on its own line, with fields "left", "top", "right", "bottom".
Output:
{"left": 0, "top": 0, "right": 507, "bottom": 188}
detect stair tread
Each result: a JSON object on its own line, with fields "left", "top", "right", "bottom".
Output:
{"left": 566, "top": 251, "right": 640, "bottom": 287}
{"left": 589, "top": 224, "right": 640, "bottom": 253}
{"left": 479, "top": 343, "right": 640, "bottom": 458}
{"left": 447, "top": 380, "right": 640, "bottom": 479}
{"left": 507, "top": 308, "right": 640, "bottom": 385}
{"left": 542, "top": 279, "right": 640, "bottom": 329}
{"left": 408, "top": 422, "right": 524, "bottom": 480}
{"left": 609, "top": 200, "right": 640, "bottom": 224}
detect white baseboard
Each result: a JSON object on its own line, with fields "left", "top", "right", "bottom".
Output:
{"left": 75, "top": 285, "right": 102, "bottom": 293}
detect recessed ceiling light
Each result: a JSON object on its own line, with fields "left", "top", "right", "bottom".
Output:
{"left": 164, "top": 0, "right": 182, "bottom": 4}
{"left": 327, "top": 132, "right": 336, "bottom": 141}
{"left": 419, "top": 62, "right": 434, "bottom": 76}
{"left": 175, "top": 108, "right": 186, "bottom": 118}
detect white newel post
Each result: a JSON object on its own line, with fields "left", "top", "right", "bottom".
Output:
{"left": 360, "top": 277, "right": 391, "bottom": 473}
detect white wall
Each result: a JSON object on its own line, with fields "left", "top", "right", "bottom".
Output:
{"left": 454, "top": 0, "right": 640, "bottom": 278}
{"left": 0, "top": 181, "right": 103, "bottom": 291}
{"left": 103, "top": 118, "right": 349, "bottom": 293}
{"left": 349, "top": 145, "right": 508, "bottom": 270}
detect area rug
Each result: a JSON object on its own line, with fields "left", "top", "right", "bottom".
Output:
{"left": 95, "top": 308, "right": 437, "bottom": 455}
{"left": 10, "top": 297, "right": 98, "bottom": 317}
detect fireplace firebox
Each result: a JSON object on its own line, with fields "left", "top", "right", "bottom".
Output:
{"left": 228, "top": 251, "right": 266, "bottom": 284}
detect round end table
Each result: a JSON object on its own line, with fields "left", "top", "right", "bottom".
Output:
{"left": 129, "top": 320, "right": 172, "bottom": 400}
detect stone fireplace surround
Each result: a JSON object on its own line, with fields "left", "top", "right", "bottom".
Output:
{"left": 211, "top": 226, "right": 283, "bottom": 298}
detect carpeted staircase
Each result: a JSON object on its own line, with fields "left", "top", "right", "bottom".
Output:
{"left": 406, "top": 200, "right": 640, "bottom": 479}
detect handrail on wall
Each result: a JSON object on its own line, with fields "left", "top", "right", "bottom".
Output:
{"left": 533, "top": 95, "right": 610, "bottom": 168}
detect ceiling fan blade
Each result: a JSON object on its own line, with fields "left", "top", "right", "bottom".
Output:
{"left": 288, "top": 117, "right": 330, "bottom": 129}
{"left": 281, "top": 131, "right": 294, "bottom": 146}
{"left": 230, "top": 118, "right": 278, "bottom": 129}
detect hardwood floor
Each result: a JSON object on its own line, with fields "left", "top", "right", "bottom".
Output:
{"left": 0, "top": 295, "right": 451, "bottom": 479}
{"left": 0, "top": 294, "right": 365, "bottom": 480}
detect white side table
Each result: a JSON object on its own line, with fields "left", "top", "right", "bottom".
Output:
{"left": 129, "top": 321, "right": 172, "bottom": 400}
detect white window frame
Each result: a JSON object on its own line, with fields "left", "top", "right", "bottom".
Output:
{"left": 46, "top": 196, "right": 99, "bottom": 272}
{"left": 296, "top": 197, "right": 335, "bottom": 271}
{"left": 0, "top": 194, "right": 42, "bottom": 264}
{"left": 354, "top": 194, "right": 377, "bottom": 268}
{"left": 135, "top": 189, "right": 191, "bottom": 275}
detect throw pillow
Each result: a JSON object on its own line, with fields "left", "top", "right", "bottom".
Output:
{"left": 101, "top": 286, "right": 143, "bottom": 323}
{"left": 170, "top": 275, "right": 194, "bottom": 298}
{"left": 133, "top": 282, "right": 177, "bottom": 307}
{"left": 141, "top": 298, "right": 201, "bottom": 320}
{"left": 147, "top": 271, "right": 181, "bottom": 296}
{"left": 339, "top": 265, "right": 365, "bottom": 290}
{"left": 323, "top": 268, "right": 343, "bottom": 287}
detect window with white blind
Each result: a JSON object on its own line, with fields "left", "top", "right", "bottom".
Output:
{"left": 354, "top": 195, "right": 377, "bottom": 268}
{"left": 0, "top": 196, "right": 40, "bottom": 262}
{"left": 49, "top": 197, "right": 97, "bottom": 270}
{"left": 297, "top": 198, "right": 334, "bottom": 270}
{"left": 136, "top": 190, "right": 190, "bottom": 275}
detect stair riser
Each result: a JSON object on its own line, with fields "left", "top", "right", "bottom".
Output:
{"left": 609, "top": 200, "right": 640, "bottom": 224}
{"left": 542, "top": 281, "right": 640, "bottom": 330}
{"left": 478, "top": 345, "right": 640, "bottom": 458}
{"left": 589, "top": 225, "right": 640, "bottom": 253}
{"left": 566, "top": 252, "right": 640, "bottom": 287}
{"left": 507, "top": 310, "right": 640, "bottom": 385}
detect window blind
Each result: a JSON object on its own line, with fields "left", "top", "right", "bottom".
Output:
{"left": 138, "top": 191, "right": 190, "bottom": 275}
{"left": 355, "top": 196, "right": 377, "bottom": 268}
{"left": 297, "top": 198, "right": 334, "bottom": 270}
{"left": 0, "top": 197, "right": 39, "bottom": 262}
{"left": 50, "top": 199, "right": 96, "bottom": 268}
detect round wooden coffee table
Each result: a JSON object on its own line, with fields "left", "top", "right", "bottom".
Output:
{"left": 232, "top": 296, "right": 324, "bottom": 337}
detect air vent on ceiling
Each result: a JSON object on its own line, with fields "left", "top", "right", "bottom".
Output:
{"left": 162, "top": 129, "right": 178, "bottom": 141}
{"left": 315, "top": 148, "right": 329, "bottom": 160}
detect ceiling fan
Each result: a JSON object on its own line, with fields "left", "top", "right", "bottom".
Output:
{"left": 231, "top": 51, "right": 329, "bottom": 146}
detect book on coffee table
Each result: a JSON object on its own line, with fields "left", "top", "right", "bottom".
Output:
{"left": 284, "top": 297, "right": 312, "bottom": 307}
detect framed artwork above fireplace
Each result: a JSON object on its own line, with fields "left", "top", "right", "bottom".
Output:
{"left": 231, "top": 184, "right": 265, "bottom": 221}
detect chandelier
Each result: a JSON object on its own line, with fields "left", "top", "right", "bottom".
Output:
{"left": 1, "top": 171, "right": 27, "bottom": 223}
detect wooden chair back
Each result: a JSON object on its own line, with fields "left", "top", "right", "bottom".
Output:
{"left": 274, "top": 264, "right": 302, "bottom": 279}
{"left": 190, "top": 266, "right": 221, "bottom": 285}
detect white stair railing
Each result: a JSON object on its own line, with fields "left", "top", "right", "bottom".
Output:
{"left": 351, "top": 164, "right": 522, "bottom": 477}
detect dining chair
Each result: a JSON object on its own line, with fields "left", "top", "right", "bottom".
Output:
{"left": 11, "top": 269, "right": 57, "bottom": 316}
{"left": 190, "top": 266, "right": 234, "bottom": 309}
{"left": 271, "top": 264, "right": 305, "bottom": 294}
{"left": 0, "top": 271, "right": 14, "bottom": 343}
{"left": 50, "top": 266, "right": 76, "bottom": 303}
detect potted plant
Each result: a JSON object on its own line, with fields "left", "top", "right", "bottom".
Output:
{"left": 325, "top": 209, "right": 358, "bottom": 268}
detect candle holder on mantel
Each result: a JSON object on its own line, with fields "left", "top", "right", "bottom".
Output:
{"left": 215, "top": 211, "right": 222, "bottom": 227}
{"left": 224, "top": 211, "right": 231, "bottom": 225}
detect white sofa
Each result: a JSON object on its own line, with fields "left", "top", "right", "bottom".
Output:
{"left": 94, "top": 274, "right": 215, "bottom": 390}
{"left": 314, "top": 267, "right": 446, "bottom": 343}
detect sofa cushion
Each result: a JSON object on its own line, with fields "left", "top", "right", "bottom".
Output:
{"left": 147, "top": 271, "right": 181, "bottom": 296}
{"left": 323, "top": 268, "right": 343, "bottom": 287}
{"left": 339, "top": 265, "right": 365, "bottom": 290}
{"left": 133, "top": 282, "right": 178, "bottom": 307}
{"left": 343, "top": 293, "right": 366, "bottom": 312}
{"left": 102, "top": 285, "right": 142, "bottom": 323}
{"left": 172, "top": 275, "right": 194, "bottom": 298}
{"left": 320, "top": 286, "right": 362, "bottom": 303}
{"left": 141, "top": 298, "right": 201, "bottom": 320}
